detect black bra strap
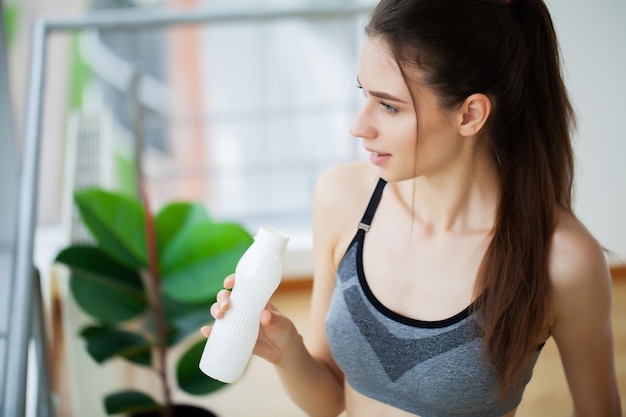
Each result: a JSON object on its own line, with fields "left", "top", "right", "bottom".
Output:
{"left": 358, "top": 178, "right": 387, "bottom": 232}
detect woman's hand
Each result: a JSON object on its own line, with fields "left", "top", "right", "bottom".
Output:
{"left": 200, "top": 274, "right": 301, "bottom": 365}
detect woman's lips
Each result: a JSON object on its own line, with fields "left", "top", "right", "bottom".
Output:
{"left": 369, "top": 151, "right": 391, "bottom": 166}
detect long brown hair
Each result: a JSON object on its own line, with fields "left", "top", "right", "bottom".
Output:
{"left": 366, "top": 0, "right": 575, "bottom": 400}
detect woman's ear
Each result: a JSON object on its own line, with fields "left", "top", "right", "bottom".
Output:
{"left": 458, "top": 93, "right": 491, "bottom": 137}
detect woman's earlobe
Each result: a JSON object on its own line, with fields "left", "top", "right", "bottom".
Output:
{"left": 459, "top": 93, "right": 491, "bottom": 136}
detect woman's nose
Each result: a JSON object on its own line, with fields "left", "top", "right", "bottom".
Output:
{"left": 349, "top": 104, "right": 377, "bottom": 139}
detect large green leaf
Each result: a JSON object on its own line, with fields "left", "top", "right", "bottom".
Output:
{"left": 74, "top": 188, "right": 148, "bottom": 269}
{"left": 161, "top": 295, "right": 214, "bottom": 346}
{"left": 140, "top": 295, "right": 211, "bottom": 348}
{"left": 168, "top": 310, "right": 214, "bottom": 347}
{"left": 177, "top": 339, "right": 227, "bottom": 396}
{"left": 155, "top": 202, "right": 211, "bottom": 254}
{"left": 160, "top": 221, "right": 253, "bottom": 303}
{"left": 104, "top": 390, "right": 160, "bottom": 415}
{"left": 56, "top": 246, "right": 146, "bottom": 323}
{"left": 81, "top": 325, "right": 152, "bottom": 367}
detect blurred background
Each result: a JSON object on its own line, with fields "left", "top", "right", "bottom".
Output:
{"left": 0, "top": 0, "right": 624, "bottom": 416}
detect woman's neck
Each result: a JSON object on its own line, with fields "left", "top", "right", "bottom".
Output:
{"left": 392, "top": 154, "right": 500, "bottom": 234}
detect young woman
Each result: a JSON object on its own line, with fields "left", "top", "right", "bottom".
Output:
{"left": 203, "top": 0, "right": 622, "bottom": 415}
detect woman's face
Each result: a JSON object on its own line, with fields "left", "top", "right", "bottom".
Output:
{"left": 350, "top": 36, "right": 464, "bottom": 182}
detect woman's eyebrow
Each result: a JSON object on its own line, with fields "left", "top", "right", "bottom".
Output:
{"left": 357, "top": 75, "right": 409, "bottom": 104}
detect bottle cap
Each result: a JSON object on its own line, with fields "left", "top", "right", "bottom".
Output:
{"left": 255, "top": 225, "right": 289, "bottom": 252}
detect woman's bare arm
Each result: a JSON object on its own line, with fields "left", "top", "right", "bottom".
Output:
{"left": 550, "top": 215, "right": 621, "bottom": 416}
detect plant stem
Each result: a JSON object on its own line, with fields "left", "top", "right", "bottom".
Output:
{"left": 140, "top": 184, "right": 173, "bottom": 417}
{"left": 131, "top": 68, "right": 173, "bottom": 417}
{"left": 142, "top": 270, "right": 173, "bottom": 417}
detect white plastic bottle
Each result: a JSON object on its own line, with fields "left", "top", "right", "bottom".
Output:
{"left": 199, "top": 225, "right": 289, "bottom": 383}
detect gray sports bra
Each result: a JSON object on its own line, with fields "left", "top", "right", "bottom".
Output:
{"left": 325, "top": 178, "right": 541, "bottom": 417}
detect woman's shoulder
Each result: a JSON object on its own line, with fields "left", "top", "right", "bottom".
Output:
{"left": 314, "top": 160, "right": 379, "bottom": 205}
{"left": 551, "top": 209, "right": 609, "bottom": 286}
{"left": 549, "top": 208, "right": 612, "bottom": 317}
{"left": 312, "top": 161, "right": 380, "bottom": 253}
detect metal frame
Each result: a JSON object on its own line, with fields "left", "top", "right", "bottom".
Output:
{"left": 0, "top": 0, "right": 19, "bottom": 415}
{"left": 2, "top": 3, "right": 372, "bottom": 416}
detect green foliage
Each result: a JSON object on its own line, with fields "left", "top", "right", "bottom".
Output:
{"left": 80, "top": 325, "right": 152, "bottom": 366}
{"left": 56, "top": 246, "right": 146, "bottom": 323}
{"left": 68, "top": 32, "right": 92, "bottom": 110}
{"left": 74, "top": 189, "right": 148, "bottom": 269}
{"left": 160, "top": 221, "right": 252, "bottom": 303}
{"left": 55, "top": 187, "right": 253, "bottom": 414}
{"left": 177, "top": 340, "right": 226, "bottom": 395}
{"left": 105, "top": 391, "right": 160, "bottom": 415}
{"left": 3, "top": 4, "right": 18, "bottom": 45}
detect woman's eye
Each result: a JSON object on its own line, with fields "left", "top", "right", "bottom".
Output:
{"left": 356, "top": 84, "right": 397, "bottom": 113}
{"left": 380, "top": 102, "right": 398, "bottom": 113}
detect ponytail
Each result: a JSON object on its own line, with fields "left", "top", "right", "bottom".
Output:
{"left": 477, "top": 0, "right": 575, "bottom": 400}
{"left": 508, "top": 0, "right": 575, "bottom": 208}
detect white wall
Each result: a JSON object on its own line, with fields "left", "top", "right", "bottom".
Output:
{"left": 546, "top": 0, "right": 626, "bottom": 262}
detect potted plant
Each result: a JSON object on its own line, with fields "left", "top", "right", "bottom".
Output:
{"left": 54, "top": 186, "right": 254, "bottom": 417}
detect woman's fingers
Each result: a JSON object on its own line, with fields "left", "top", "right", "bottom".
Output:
{"left": 260, "top": 309, "right": 272, "bottom": 326}
{"left": 210, "top": 288, "right": 232, "bottom": 319}
{"left": 224, "top": 274, "right": 235, "bottom": 289}
{"left": 210, "top": 302, "right": 223, "bottom": 319}
{"left": 200, "top": 325, "right": 211, "bottom": 338}
{"left": 216, "top": 288, "right": 231, "bottom": 304}
{"left": 202, "top": 274, "right": 237, "bottom": 336}
{"left": 260, "top": 302, "right": 280, "bottom": 325}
